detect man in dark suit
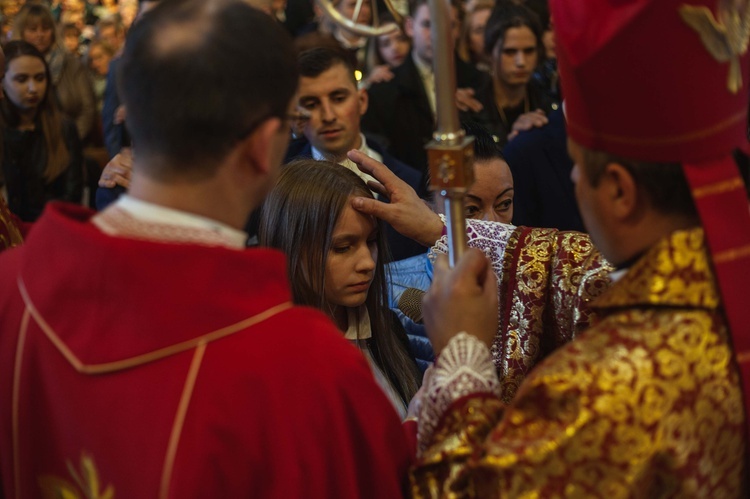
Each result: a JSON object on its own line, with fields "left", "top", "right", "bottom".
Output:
{"left": 502, "top": 109, "right": 585, "bottom": 232}
{"left": 361, "top": 0, "right": 487, "bottom": 177}
{"left": 287, "top": 47, "right": 428, "bottom": 261}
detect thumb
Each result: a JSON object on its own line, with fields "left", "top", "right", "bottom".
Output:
{"left": 351, "top": 196, "right": 388, "bottom": 219}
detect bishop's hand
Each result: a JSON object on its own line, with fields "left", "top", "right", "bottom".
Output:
{"left": 348, "top": 150, "right": 443, "bottom": 247}
{"left": 423, "top": 249, "right": 498, "bottom": 354}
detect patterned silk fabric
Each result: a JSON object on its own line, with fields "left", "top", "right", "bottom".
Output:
{"left": 412, "top": 227, "right": 747, "bottom": 498}
{"left": 0, "top": 195, "right": 22, "bottom": 251}
{"left": 434, "top": 221, "right": 612, "bottom": 402}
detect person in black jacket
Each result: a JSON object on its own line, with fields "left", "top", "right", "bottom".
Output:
{"left": 361, "top": 0, "right": 488, "bottom": 176}
{"left": 472, "top": 1, "right": 558, "bottom": 146}
{"left": 1, "top": 41, "right": 82, "bottom": 222}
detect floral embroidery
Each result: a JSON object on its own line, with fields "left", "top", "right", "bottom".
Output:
{"left": 39, "top": 453, "right": 114, "bottom": 499}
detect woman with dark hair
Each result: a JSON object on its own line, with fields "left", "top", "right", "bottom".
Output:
{"left": 260, "top": 160, "right": 421, "bottom": 418}
{"left": 475, "top": 1, "right": 557, "bottom": 145}
{"left": 1, "top": 41, "right": 82, "bottom": 221}
{"left": 12, "top": 2, "right": 96, "bottom": 141}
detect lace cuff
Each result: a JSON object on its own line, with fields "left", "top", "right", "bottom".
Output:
{"left": 417, "top": 332, "right": 500, "bottom": 455}
{"left": 429, "top": 218, "right": 512, "bottom": 280}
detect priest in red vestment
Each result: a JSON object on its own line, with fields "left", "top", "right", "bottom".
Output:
{"left": 0, "top": 2, "right": 412, "bottom": 498}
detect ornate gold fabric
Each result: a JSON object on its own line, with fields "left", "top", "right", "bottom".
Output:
{"left": 494, "top": 227, "right": 611, "bottom": 402}
{"left": 411, "top": 227, "right": 747, "bottom": 498}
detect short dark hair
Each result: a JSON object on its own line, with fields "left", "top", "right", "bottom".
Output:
{"left": 298, "top": 47, "right": 356, "bottom": 87}
{"left": 581, "top": 148, "right": 699, "bottom": 222}
{"left": 120, "top": 0, "right": 298, "bottom": 179}
{"left": 409, "top": 0, "right": 462, "bottom": 20}
{"left": 484, "top": 2, "right": 542, "bottom": 57}
{"left": 463, "top": 121, "right": 505, "bottom": 162}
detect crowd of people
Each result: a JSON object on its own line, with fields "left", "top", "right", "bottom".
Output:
{"left": 0, "top": 0, "right": 749, "bottom": 497}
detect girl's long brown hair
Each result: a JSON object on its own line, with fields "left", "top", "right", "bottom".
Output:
{"left": 1, "top": 40, "right": 70, "bottom": 182}
{"left": 260, "top": 160, "right": 420, "bottom": 405}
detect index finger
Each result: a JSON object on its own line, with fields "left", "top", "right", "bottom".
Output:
{"left": 347, "top": 150, "right": 406, "bottom": 193}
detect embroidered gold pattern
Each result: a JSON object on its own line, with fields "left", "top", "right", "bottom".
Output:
{"left": 38, "top": 453, "right": 114, "bottom": 499}
{"left": 680, "top": 1, "right": 750, "bottom": 93}
{"left": 411, "top": 227, "right": 746, "bottom": 497}
{"left": 495, "top": 228, "right": 611, "bottom": 402}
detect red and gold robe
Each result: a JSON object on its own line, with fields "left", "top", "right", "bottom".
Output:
{"left": 0, "top": 203, "right": 413, "bottom": 498}
{"left": 434, "top": 221, "right": 612, "bottom": 401}
{"left": 413, "top": 227, "right": 746, "bottom": 497}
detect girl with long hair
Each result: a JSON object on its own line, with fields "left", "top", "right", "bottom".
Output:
{"left": 12, "top": 2, "right": 95, "bottom": 141}
{"left": 260, "top": 160, "right": 421, "bottom": 418}
{"left": 1, "top": 40, "right": 82, "bottom": 221}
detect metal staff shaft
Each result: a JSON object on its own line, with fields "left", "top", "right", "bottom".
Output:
{"left": 427, "top": 0, "right": 474, "bottom": 268}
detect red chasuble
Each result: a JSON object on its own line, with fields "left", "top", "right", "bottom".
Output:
{"left": 0, "top": 203, "right": 413, "bottom": 498}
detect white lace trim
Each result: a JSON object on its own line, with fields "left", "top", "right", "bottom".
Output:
{"left": 417, "top": 332, "right": 500, "bottom": 455}
{"left": 429, "top": 218, "right": 513, "bottom": 373}
{"left": 429, "top": 217, "right": 512, "bottom": 283}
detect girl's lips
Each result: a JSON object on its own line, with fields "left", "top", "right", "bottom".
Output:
{"left": 347, "top": 282, "right": 371, "bottom": 292}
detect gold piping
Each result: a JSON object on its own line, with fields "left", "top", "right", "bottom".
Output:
{"left": 568, "top": 110, "right": 746, "bottom": 145}
{"left": 714, "top": 244, "right": 750, "bottom": 264}
{"left": 12, "top": 308, "right": 30, "bottom": 499}
{"left": 160, "top": 342, "right": 206, "bottom": 499}
{"left": 692, "top": 178, "right": 746, "bottom": 198}
{"left": 17, "top": 277, "right": 293, "bottom": 374}
{"left": 737, "top": 350, "right": 750, "bottom": 364}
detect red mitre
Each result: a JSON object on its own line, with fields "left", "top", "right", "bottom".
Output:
{"left": 551, "top": 0, "right": 750, "bottom": 446}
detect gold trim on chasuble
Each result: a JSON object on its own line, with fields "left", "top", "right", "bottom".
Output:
{"left": 13, "top": 277, "right": 293, "bottom": 497}
{"left": 17, "top": 276, "right": 292, "bottom": 374}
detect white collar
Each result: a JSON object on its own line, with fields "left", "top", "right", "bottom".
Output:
{"left": 312, "top": 134, "right": 382, "bottom": 190}
{"left": 109, "top": 195, "right": 248, "bottom": 248}
{"left": 343, "top": 305, "right": 373, "bottom": 341}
